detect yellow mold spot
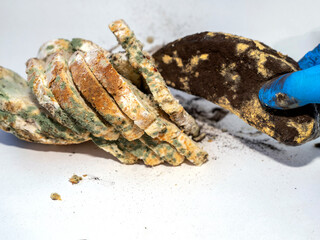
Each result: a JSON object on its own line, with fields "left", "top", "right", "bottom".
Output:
{"left": 199, "top": 53, "right": 209, "bottom": 60}
{"left": 236, "top": 43, "right": 249, "bottom": 54}
{"left": 247, "top": 49, "right": 271, "bottom": 78}
{"left": 179, "top": 77, "right": 190, "bottom": 92}
{"left": 254, "top": 40, "right": 266, "bottom": 50}
{"left": 175, "top": 57, "right": 184, "bottom": 68}
{"left": 220, "top": 63, "right": 240, "bottom": 90}
{"left": 181, "top": 54, "right": 210, "bottom": 74}
{"left": 162, "top": 54, "right": 173, "bottom": 64}
{"left": 287, "top": 120, "right": 315, "bottom": 144}
{"left": 190, "top": 54, "right": 209, "bottom": 66}
{"left": 239, "top": 98, "right": 275, "bottom": 137}
{"left": 217, "top": 96, "right": 232, "bottom": 111}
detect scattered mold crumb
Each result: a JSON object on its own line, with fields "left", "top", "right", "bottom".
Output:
{"left": 50, "top": 193, "right": 61, "bottom": 201}
{"left": 193, "top": 132, "right": 206, "bottom": 142}
{"left": 82, "top": 174, "right": 87, "bottom": 177}
{"left": 69, "top": 174, "right": 83, "bottom": 184}
{"left": 146, "top": 36, "right": 154, "bottom": 44}
{"left": 90, "top": 176, "right": 101, "bottom": 181}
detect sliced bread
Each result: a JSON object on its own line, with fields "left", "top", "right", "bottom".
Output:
{"left": 83, "top": 49, "right": 207, "bottom": 165}
{"left": 47, "top": 51, "right": 120, "bottom": 140}
{"left": 68, "top": 51, "right": 144, "bottom": 141}
{"left": 109, "top": 19, "right": 200, "bottom": 137}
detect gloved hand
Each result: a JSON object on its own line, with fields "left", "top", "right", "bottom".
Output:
{"left": 259, "top": 44, "right": 320, "bottom": 109}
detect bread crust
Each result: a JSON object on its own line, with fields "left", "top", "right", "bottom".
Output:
{"left": 38, "top": 39, "right": 73, "bottom": 60}
{"left": 91, "top": 137, "right": 138, "bottom": 164}
{"left": 117, "top": 137, "right": 163, "bottom": 166}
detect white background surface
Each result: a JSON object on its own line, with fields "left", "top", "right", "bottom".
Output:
{"left": 1, "top": 0, "right": 320, "bottom": 239}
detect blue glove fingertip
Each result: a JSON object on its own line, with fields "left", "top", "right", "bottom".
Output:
{"left": 258, "top": 74, "right": 299, "bottom": 110}
{"left": 259, "top": 65, "right": 320, "bottom": 110}
{"left": 298, "top": 44, "right": 320, "bottom": 70}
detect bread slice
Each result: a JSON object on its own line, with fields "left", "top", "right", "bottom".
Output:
{"left": 139, "top": 134, "right": 184, "bottom": 166}
{"left": 116, "top": 137, "right": 163, "bottom": 166}
{"left": 109, "top": 52, "right": 142, "bottom": 88}
{"left": 0, "top": 109, "right": 82, "bottom": 144}
{"left": 0, "top": 66, "right": 88, "bottom": 144}
{"left": 68, "top": 51, "right": 144, "bottom": 141}
{"left": 83, "top": 49, "right": 207, "bottom": 165}
{"left": 109, "top": 19, "right": 200, "bottom": 137}
{"left": 132, "top": 86, "right": 207, "bottom": 165}
{"left": 26, "top": 58, "right": 88, "bottom": 137}
{"left": 155, "top": 118, "right": 207, "bottom": 165}
{"left": 91, "top": 137, "right": 138, "bottom": 164}
{"left": 47, "top": 51, "right": 163, "bottom": 165}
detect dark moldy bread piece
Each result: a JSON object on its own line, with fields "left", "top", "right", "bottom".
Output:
{"left": 153, "top": 32, "right": 320, "bottom": 145}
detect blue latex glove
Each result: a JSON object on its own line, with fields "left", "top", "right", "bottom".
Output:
{"left": 259, "top": 44, "right": 320, "bottom": 109}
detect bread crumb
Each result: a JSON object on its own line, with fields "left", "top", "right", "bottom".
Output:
{"left": 146, "top": 36, "right": 154, "bottom": 44}
{"left": 193, "top": 132, "right": 206, "bottom": 142}
{"left": 69, "top": 174, "right": 83, "bottom": 184}
{"left": 50, "top": 193, "right": 61, "bottom": 201}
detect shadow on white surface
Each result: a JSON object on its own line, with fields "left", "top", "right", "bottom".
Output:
{"left": 232, "top": 134, "right": 320, "bottom": 168}
{"left": 215, "top": 114, "right": 320, "bottom": 168}
{"left": 0, "top": 130, "right": 120, "bottom": 162}
{"left": 0, "top": 130, "right": 185, "bottom": 167}
{"left": 273, "top": 28, "right": 320, "bottom": 61}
